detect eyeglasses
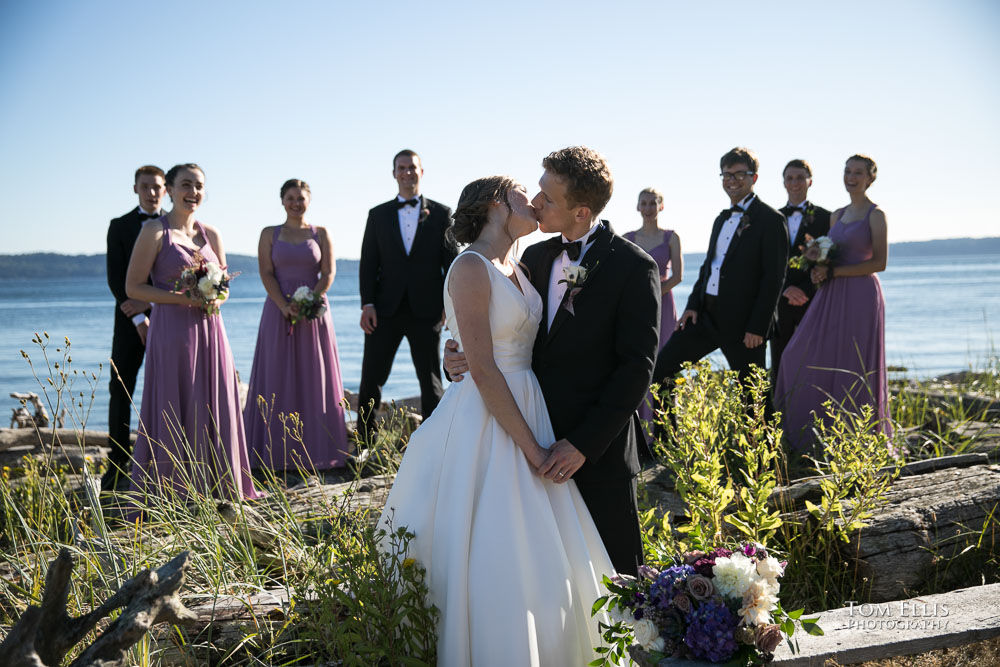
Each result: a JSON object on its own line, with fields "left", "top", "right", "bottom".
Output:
{"left": 720, "top": 171, "right": 755, "bottom": 182}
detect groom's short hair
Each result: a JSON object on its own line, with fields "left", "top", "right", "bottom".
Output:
{"left": 542, "top": 146, "right": 613, "bottom": 216}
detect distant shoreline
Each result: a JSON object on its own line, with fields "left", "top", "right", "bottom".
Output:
{"left": 2, "top": 237, "right": 999, "bottom": 280}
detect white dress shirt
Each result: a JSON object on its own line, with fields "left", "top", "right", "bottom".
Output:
{"left": 786, "top": 200, "right": 808, "bottom": 247}
{"left": 706, "top": 193, "right": 755, "bottom": 296}
{"left": 546, "top": 223, "right": 601, "bottom": 329}
{"left": 397, "top": 195, "right": 420, "bottom": 255}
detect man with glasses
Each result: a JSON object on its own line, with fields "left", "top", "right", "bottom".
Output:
{"left": 652, "top": 147, "right": 788, "bottom": 388}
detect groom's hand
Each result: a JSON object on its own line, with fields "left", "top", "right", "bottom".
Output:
{"left": 539, "top": 439, "right": 585, "bottom": 484}
{"left": 443, "top": 339, "right": 468, "bottom": 381}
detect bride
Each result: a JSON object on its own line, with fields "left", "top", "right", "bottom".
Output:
{"left": 378, "top": 176, "right": 615, "bottom": 665}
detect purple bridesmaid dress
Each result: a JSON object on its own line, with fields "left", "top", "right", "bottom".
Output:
{"left": 243, "top": 226, "right": 350, "bottom": 470}
{"left": 624, "top": 230, "right": 677, "bottom": 429}
{"left": 776, "top": 204, "right": 892, "bottom": 449}
{"left": 129, "top": 219, "right": 262, "bottom": 503}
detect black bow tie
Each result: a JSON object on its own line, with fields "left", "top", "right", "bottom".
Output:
{"left": 138, "top": 212, "right": 159, "bottom": 221}
{"left": 396, "top": 198, "right": 420, "bottom": 209}
{"left": 786, "top": 205, "right": 804, "bottom": 214}
{"left": 547, "top": 237, "right": 584, "bottom": 261}
{"left": 721, "top": 205, "right": 745, "bottom": 220}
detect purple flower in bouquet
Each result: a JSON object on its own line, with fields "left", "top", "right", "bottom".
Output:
{"left": 682, "top": 550, "right": 706, "bottom": 565}
{"left": 637, "top": 564, "right": 660, "bottom": 581}
{"left": 692, "top": 547, "right": 733, "bottom": 577}
{"left": 650, "top": 565, "right": 694, "bottom": 609}
{"left": 684, "top": 598, "right": 740, "bottom": 663}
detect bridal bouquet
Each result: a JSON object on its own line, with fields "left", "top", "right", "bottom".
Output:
{"left": 286, "top": 285, "right": 326, "bottom": 334}
{"left": 788, "top": 235, "right": 837, "bottom": 272}
{"left": 592, "top": 543, "right": 821, "bottom": 666}
{"left": 175, "top": 252, "right": 237, "bottom": 315}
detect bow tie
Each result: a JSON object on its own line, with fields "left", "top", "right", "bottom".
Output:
{"left": 396, "top": 198, "right": 420, "bottom": 209}
{"left": 786, "top": 205, "right": 804, "bottom": 214}
{"left": 721, "top": 205, "right": 745, "bottom": 220}
{"left": 138, "top": 212, "right": 160, "bottom": 221}
{"left": 547, "top": 237, "right": 584, "bottom": 261}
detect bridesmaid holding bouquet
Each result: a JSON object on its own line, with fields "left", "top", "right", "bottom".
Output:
{"left": 624, "top": 187, "right": 682, "bottom": 433}
{"left": 124, "top": 163, "right": 262, "bottom": 504}
{"left": 244, "top": 179, "right": 350, "bottom": 470}
{"left": 776, "top": 155, "right": 892, "bottom": 450}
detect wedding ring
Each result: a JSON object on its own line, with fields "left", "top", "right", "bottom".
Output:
{"left": 558, "top": 472, "right": 565, "bottom": 477}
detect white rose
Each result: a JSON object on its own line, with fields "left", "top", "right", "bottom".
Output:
{"left": 562, "top": 265, "right": 582, "bottom": 283}
{"left": 633, "top": 618, "right": 658, "bottom": 649}
{"left": 647, "top": 636, "right": 666, "bottom": 653}
{"left": 756, "top": 556, "right": 784, "bottom": 582}
{"left": 712, "top": 553, "right": 757, "bottom": 600}
{"left": 293, "top": 286, "right": 312, "bottom": 301}
{"left": 205, "top": 262, "right": 224, "bottom": 283}
{"left": 198, "top": 276, "right": 217, "bottom": 299}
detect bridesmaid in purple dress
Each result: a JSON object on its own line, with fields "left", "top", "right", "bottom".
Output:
{"left": 244, "top": 179, "right": 350, "bottom": 470}
{"left": 624, "top": 188, "right": 683, "bottom": 431}
{"left": 124, "top": 163, "right": 262, "bottom": 503}
{"left": 776, "top": 155, "right": 892, "bottom": 450}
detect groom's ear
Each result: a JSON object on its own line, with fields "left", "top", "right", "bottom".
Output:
{"left": 574, "top": 205, "right": 593, "bottom": 224}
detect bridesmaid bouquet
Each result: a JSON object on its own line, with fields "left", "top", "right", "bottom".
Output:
{"left": 592, "top": 543, "right": 821, "bottom": 666}
{"left": 788, "top": 235, "right": 837, "bottom": 272}
{"left": 286, "top": 286, "right": 327, "bottom": 334}
{"left": 175, "top": 252, "right": 237, "bottom": 315}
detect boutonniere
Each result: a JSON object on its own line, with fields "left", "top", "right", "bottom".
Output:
{"left": 803, "top": 202, "right": 815, "bottom": 226}
{"left": 558, "top": 262, "right": 597, "bottom": 316}
{"left": 418, "top": 207, "right": 430, "bottom": 223}
{"left": 736, "top": 212, "right": 752, "bottom": 236}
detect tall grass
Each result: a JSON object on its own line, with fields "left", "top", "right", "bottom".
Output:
{"left": 0, "top": 334, "right": 437, "bottom": 666}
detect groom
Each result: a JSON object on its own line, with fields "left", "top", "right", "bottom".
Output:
{"left": 445, "top": 147, "right": 660, "bottom": 575}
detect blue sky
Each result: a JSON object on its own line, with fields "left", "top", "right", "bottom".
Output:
{"left": 1, "top": 0, "right": 998, "bottom": 257}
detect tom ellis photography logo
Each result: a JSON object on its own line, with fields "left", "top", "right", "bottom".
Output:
{"left": 846, "top": 601, "right": 951, "bottom": 632}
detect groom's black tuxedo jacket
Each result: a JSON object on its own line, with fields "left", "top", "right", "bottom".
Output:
{"left": 521, "top": 223, "right": 660, "bottom": 488}
{"left": 685, "top": 196, "right": 789, "bottom": 340}
{"left": 779, "top": 202, "right": 831, "bottom": 304}
{"left": 359, "top": 196, "right": 458, "bottom": 319}
{"left": 107, "top": 207, "right": 152, "bottom": 329}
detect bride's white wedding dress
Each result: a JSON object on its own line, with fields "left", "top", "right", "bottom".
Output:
{"left": 378, "top": 251, "right": 615, "bottom": 666}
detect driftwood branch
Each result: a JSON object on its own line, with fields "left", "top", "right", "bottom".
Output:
{"left": 0, "top": 548, "right": 196, "bottom": 667}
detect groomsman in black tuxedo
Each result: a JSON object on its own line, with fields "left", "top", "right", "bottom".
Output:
{"left": 772, "top": 159, "right": 831, "bottom": 381}
{"left": 358, "top": 150, "right": 459, "bottom": 441}
{"left": 102, "top": 165, "right": 165, "bottom": 490}
{"left": 652, "top": 147, "right": 788, "bottom": 385}
{"left": 445, "top": 147, "right": 660, "bottom": 575}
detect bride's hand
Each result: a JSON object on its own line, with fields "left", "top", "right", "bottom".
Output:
{"left": 523, "top": 443, "right": 549, "bottom": 471}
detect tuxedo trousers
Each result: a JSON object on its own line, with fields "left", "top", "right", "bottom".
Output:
{"left": 358, "top": 296, "right": 443, "bottom": 437}
{"left": 107, "top": 313, "right": 145, "bottom": 478}
{"left": 574, "top": 475, "right": 642, "bottom": 576}
{"left": 770, "top": 299, "right": 809, "bottom": 386}
{"left": 652, "top": 305, "right": 766, "bottom": 384}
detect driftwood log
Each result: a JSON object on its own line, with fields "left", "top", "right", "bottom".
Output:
{"left": 0, "top": 548, "right": 195, "bottom": 667}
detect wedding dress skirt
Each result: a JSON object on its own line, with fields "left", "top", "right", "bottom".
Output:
{"left": 378, "top": 251, "right": 613, "bottom": 666}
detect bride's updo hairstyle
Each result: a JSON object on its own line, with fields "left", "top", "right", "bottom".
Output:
{"left": 847, "top": 154, "right": 877, "bottom": 187}
{"left": 451, "top": 175, "right": 518, "bottom": 245}
{"left": 165, "top": 163, "right": 205, "bottom": 186}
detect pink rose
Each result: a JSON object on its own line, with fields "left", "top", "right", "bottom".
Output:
{"left": 672, "top": 592, "right": 692, "bottom": 614}
{"left": 687, "top": 574, "right": 714, "bottom": 601}
{"left": 682, "top": 550, "right": 706, "bottom": 565}
{"left": 804, "top": 245, "right": 821, "bottom": 262}
{"left": 289, "top": 302, "right": 301, "bottom": 316}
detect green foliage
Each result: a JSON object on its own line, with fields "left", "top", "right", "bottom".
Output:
{"left": 295, "top": 517, "right": 439, "bottom": 665}
{"left": 651, "top": 362, "right": 782, "bottom": 551}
